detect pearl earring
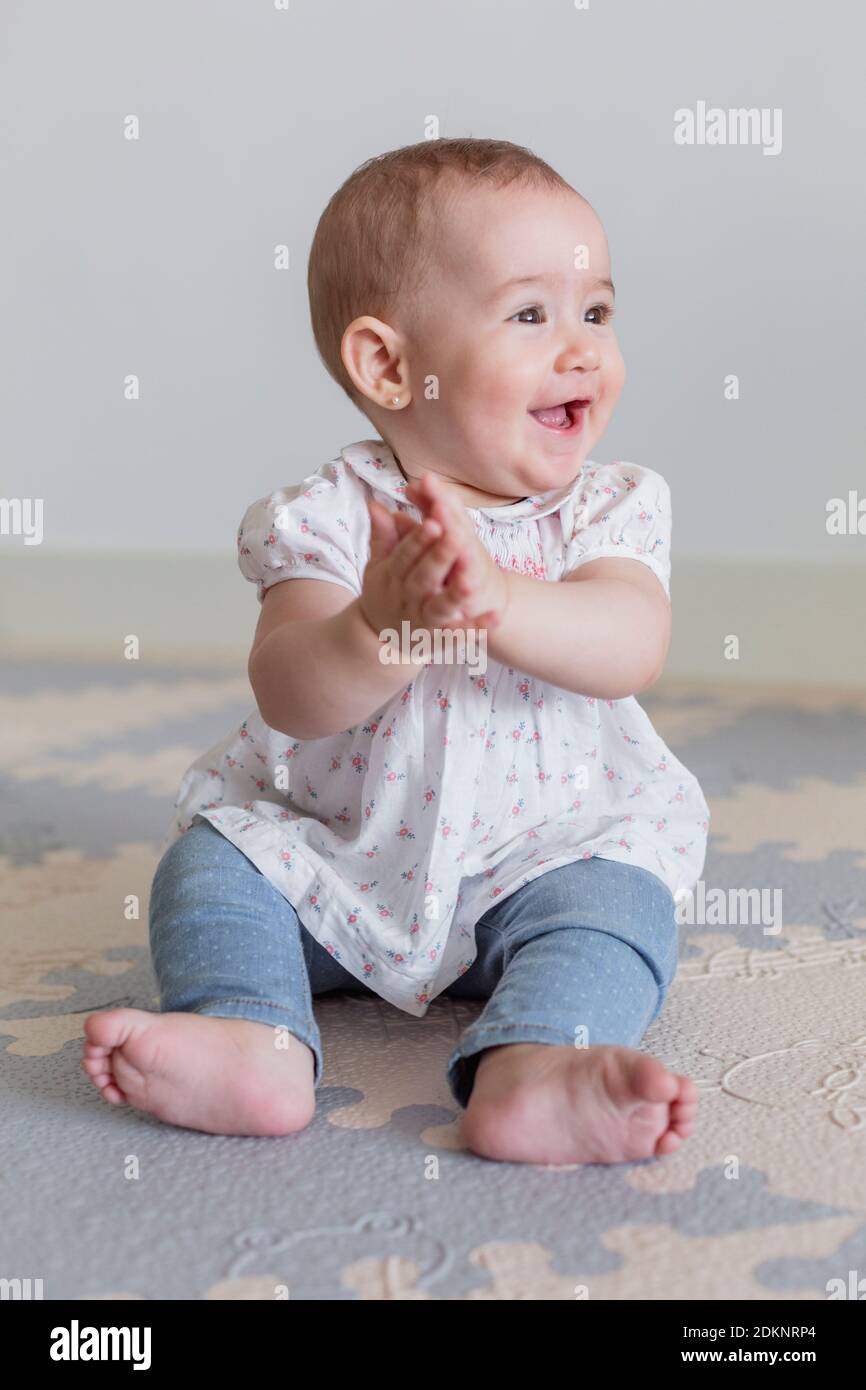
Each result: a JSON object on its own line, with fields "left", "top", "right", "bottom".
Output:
{"left": 392, "top": 396, "right": 401, "bottom": 405}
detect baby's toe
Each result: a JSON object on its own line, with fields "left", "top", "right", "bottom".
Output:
{"left": 654, "top": 1129, "right": 683, "bottom": 1156}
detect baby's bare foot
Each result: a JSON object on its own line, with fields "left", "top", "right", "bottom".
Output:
{"left": 81, "top": 1007, "right": 316, "bottom": 1136}
{"left": 462, "top": 1042, "right": 697, "bottom": 1165}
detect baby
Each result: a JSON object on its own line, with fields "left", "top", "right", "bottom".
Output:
{"left": 82, "top": 137, "right": 710, "bottom": 1164}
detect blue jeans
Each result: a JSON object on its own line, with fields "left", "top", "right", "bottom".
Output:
{"left": 149, "top": 818, "right": 679, "bottom": 1108}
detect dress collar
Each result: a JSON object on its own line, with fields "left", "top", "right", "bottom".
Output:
{"left": 341, "top": 439, "right": 584, "bottom": 523}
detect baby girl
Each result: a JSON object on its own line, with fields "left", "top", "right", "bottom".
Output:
{"left": 83, "top": 137, "right": 710, "bottom": 1164}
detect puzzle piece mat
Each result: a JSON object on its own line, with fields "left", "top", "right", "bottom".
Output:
{"left": 2, "top": 660, "right": 865, "bottom": 1299}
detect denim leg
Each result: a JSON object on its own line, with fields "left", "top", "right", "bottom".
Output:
{"left": 149, "top": 817, "right": 335, "bottom": 1086}
{"left": 444, "top": 857, "right": 679, "bottom": 1108}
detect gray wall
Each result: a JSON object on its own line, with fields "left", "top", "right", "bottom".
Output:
{"left": 2, "top": 2, "right": 863, "bottom": 592}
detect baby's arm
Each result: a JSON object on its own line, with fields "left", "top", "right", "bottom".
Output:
{"left": 406, "top": 472, "right": 670, "bottom": 700}
{"left": 248, "top": 500, "right": 478, "bottom": 739}
{"left": 487, "top": 560, "right": 671, "bottom": 699}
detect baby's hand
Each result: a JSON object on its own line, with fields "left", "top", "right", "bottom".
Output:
{"left": 358, "top": 499, "right": 470, "bottom": 642}
{"left": 404, "top": 472, "right": 509, "bottom": 630}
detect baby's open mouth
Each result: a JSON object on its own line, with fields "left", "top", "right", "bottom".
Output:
{"left": 528, "top": 398, "right": 591, "bottom": 433}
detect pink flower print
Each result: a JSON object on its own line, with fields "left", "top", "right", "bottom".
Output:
{"left": 206, "top": 767, "right": 225, "bottom": 783}
{"left": 425, "top": 880, "right": 433, "bottom": 893}
{"left": 490, "top": 885, "right": 504, "bottom": 898}
{"left": 329, "top": 756, "right": 342, "bottom": 772}
{"left": 585, "top": 696, "right": 596, "bottom": 707}
{"left": 625, "top": 476, "right": 637, "bottom": 490}
{"left": 396, "top": 820, "right": 415, "bottom": 840}
{"left": 656, "top": 757, "right": 669, "bottom": 773}
{"left": 302, "top": 552, "right": 317, "bottom": 563}
{"left": 264, "top": 531, "right": 277, "bottom": 549}
{"left": 364, "top": 844, "right": 379, "bottom": 858}
{"left": 364, "top": 800, "right": 375, "bottom": 818}
{"left": 357, "top": 880, "right": 379, "bottom": 893}
{"left": 473, "top": 676, "right": 488, "bottom": 693}
{"left": 527, "top": 828, "right": 539, "bottom": 839}
{"left": 510, "top": 799, "right": 525, "bottom": 818}
{"left": 284, "top": 743, "right": 300, "bottom": 759}
{"left": 279, "top": 849, "right": 292, "bottom": 864}
{"left": 304, "top": 778, "right": 318, "bottom": 799}
{"left": 517, "top": 679, "right": 530, "bottom": 701}
{"left": 254, "top": 751, "right": 266, "bottom": 764}
{"left": 629, "top": 783, "right": 644, "bottom": 798}
{"left": 655, "top": 817, "right": 668, "bottom": 832}
{"left": 377, "top": 903, "right": 394, "bottom": 920}
{"left": 422, "top": 787, "right": 436, "bottom": 806}
{"left": 428, "top": 948, "right": 438, "bottom": 962}
{"left": 239, "top": 723, "right": 250, "bottom": 740}
{"left": 299, "top": 521, "right": 310, "bottom": 534}
{"left": 334, "top": 807, "right": 351, "bottom": 825}
{"left": 362, "top": 962, "right": 374, "bottom": 975}
{"left": 617, "top": 837, "right": 632, "bottom": 850}
{"left": 571, "top": 798, "right": 583, "bottom": 812}
{"left": 471, "top": 815, "right": 481, "bottom": 829}
{"left": 436, "top": 691, "right": 451, "bottom": 711}
{"left": 352, "top": 754, "right": 368, "bottom": 774}
{"left": 506, "top": 769, "right": 519, "bottom": 786}
{"left": 308, "top": 892, "right": 321, "bottom": 913}
{"left": 225, "top": 756, "right": 241, "bottom": 770}
{"left": 511, "top": 722, "right": 526, "bottom": 742}
{"left": 401, "top": 865, "right": 417, "bottom": 883}
{"left": 669, "top": 785, "right": 686, "bottom": 804}
{"left": 253, "top": 777, "right": 267, "bottom": 792}
{"left": 604, "top": 763, "right": 617, "bottom": 781}
{"left": 362, "top": 719, "right": 380, "bottom": 736}
{"left": 347, "top": 911, "right": 359, "bottom": 924}
{"left": 439, "top": 819, "right": 454, "bottom": 838}
{"left": 325, "top": 943, "right": 336, "bottom": 956}
{"left": 582, "top": 850, "right": 593, "bottom": 859}
{"left": 417, "top": 992, "right": 429, "bottom": 1005}
{"left": 382, "top": 724, "right": 394, "bottom": 740}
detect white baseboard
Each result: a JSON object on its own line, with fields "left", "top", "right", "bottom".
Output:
{"left": 1, "top": 551, "right": 864, "bottom": 688}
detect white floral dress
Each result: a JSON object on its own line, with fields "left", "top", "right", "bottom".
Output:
{"left": 165, "top": 439, "right": 710, "bottom": 1016}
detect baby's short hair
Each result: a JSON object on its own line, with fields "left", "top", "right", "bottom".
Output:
{"left": 307, "top": 137, "right": 576, "bottom": 411}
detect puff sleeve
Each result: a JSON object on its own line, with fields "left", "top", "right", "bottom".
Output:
{"left": 562, "top": 461, "right": 672, "bottom": 598}
{"left": 236, "top": 461, "right": 366, "bottom": 604}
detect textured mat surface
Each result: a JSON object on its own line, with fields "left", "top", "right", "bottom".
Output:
{"left": 2, "top": 653, "right": 866, "bottom": 1300}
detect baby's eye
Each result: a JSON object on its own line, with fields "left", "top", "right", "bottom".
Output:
{"left": 509, "top": 302, "right": 615, "bottom": 327}
{"left": 510, "top": 305, "right": 545, "bottom": 325}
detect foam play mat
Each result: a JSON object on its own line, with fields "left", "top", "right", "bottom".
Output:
{"left": 2, "top": 649, "right": 866, "bottom": 1300}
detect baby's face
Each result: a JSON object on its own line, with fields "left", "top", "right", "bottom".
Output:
{"left": 397, "top": 182, "right": 625, "bottom": 507}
